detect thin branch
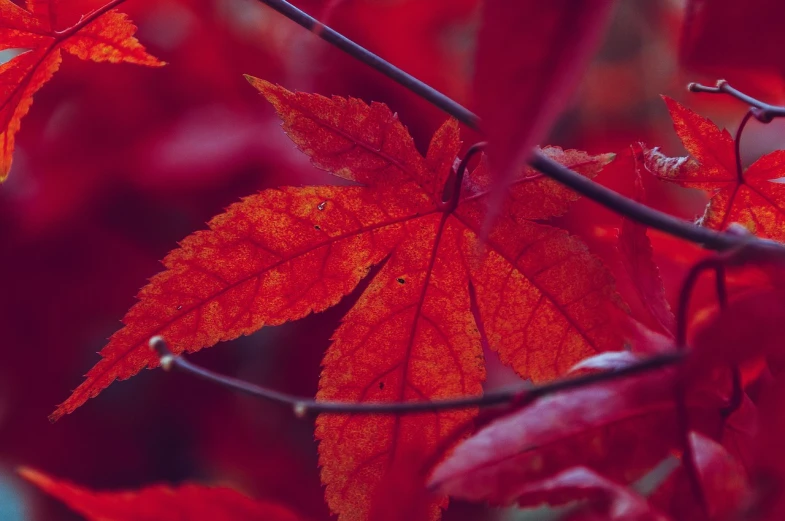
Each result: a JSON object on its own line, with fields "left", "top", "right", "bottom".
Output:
{"left": 53, "top": 0, "right": 128, "bottom": 38}
{"left": 712, "top": 266, "right": 743, "bottom": 418}
{"left": 254, "top": 0, "right": 479, "bottom": 128}
{"left": 676, "top": 257, "right": 727, "bottom": 348}
{"left": 530, "top": 153, "right": 783, "bottom": 255}
{"left": 148, "top": 336, "right": 684, "bottom": 418}
{"left": 689, "top": 80, "right": 785, "bottom": 123}
{"left": 672, "top": 246, "right": 753, "bottom": 516}
{"left": 734, "top": 111, "right": 755, "bottom": 183}
{"left": 676, "top": 246, "right": 740, "bottom": 418}
{"left": 673, "top": 257, "right": 726, "bottom": 520}
{"left": 251, "top": 0, "right": 785, "bottom": 257}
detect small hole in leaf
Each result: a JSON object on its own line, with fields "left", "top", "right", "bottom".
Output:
{"left": 317, "top": 201, "right": 327, "bottom": 211}
{"left": 314, "top": 225, "right": 321, "bottom": 230}
{"left": 176, "top": 305, "right": 182, "bottom": 310}
{"left": 379, "top": 381, "right": 385, "bottom": 390}
{"left": 396, "top": 277, "right": 405, "bottom": 285}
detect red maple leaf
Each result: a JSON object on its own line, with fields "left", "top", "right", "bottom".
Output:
{"left": 681, "top": 0, "right": 785, "bottom": 94}
{"left": 0, "top": 0, "right": 163, "bottom": 181}
{"left": 643, "top": 97, "right": 785, "bottom": 241}
{"left": 430, "top": 352, "right": 750, "bottom": 519}
{"left": 50, "top": 80, "right": 625, "bottom": 521}
{"left": 429, "top": 360, "right": 725, "bottom": 504}
{"left": 473, "top": 0, "right": 616, "bottom": 183}
{"left": 19, "top": 467, "right": 305, "bottom": 521}
{"left": 513, "top": 466, "right": 671, "bottom": 521}
{"left": 616, "top": 150, "right": 675, "bottom": 336}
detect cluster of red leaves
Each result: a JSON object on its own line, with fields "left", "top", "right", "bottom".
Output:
{"left": 5, "top": 1, "right": 785, "bottom": 521}
{"left": 32, "top": 87, "right": 785, "bottom": 521}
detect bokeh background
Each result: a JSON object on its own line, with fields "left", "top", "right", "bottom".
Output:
{"left": 1, "top": 0, "right": 784, "bottom": 519}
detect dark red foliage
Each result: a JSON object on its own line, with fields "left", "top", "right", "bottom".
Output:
{"left": 4, "top": 2, "right": 785, "bottom": 521}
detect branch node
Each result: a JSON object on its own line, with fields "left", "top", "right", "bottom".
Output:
{"left": 148, "top": 336, "right": 168, "bottom": 355}
{"left": 293, "top": 402, "right": 308, "bottom": 418}
{"left": 160, "top": 354, "right": 175, "bottom": 372}
{"left": 149, "top": 336, "right": 175, "bottom": 371}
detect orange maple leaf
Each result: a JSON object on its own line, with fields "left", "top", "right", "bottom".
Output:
{"left": 644, "top": 97, "right": 785, "bottom": 241}
{"left": 19, "top": 467, "right": 305, "bottom": 521}
{"left": 51, "top": 80, "right": 624, "bottom": 521}
{"left": 0, "top": 0, "right": 163, "bottom": 181}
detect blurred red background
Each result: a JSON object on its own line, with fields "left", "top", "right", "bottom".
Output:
{"left": 2, "top": 1, "right": 785, "bottom": 519}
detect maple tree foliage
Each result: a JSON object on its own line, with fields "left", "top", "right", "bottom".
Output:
{"left": 474, "top": 0, "right": 616, "bottom": 183}
{"left": 19, "top": 467, "right": 305, "bottom": 521}
{"left": 644, "top": 97, "right": 785, "bottom": 241}
{"left": 7, "top": 1, "right": 785, "bottom": 521}
{"left": 0, "top": 0, "right": 162, "bottom": 181}
{"left": 616, "top": 156, "right": 675, "bottom": 337}
{"left": 50, "top": 78, "right": 624, "bottom": 521}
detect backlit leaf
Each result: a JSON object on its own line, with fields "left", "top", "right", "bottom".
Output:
{"left": 0, "top": 0, "right": 163, "bottom": 181}
{"left": 430, "top": 364, "right": 724, "bottom": 504}
{"left": 52, "top": 81, "right": 624, "bottom": 521}
{"left": 644, "top": 98, "right": 785, "bottom": 241}
{"left": 514, "top": 467, "right": 670, "bottom": 521}
{"left": 20, "top": 467, "right": 304, "bottom": 521}
{"left": 473, "top": 1, "right": 616, "bottom": 184}
{"left": 617, "top": 157, "right": 675, "bottom": 335}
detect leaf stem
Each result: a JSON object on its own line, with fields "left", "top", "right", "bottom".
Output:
{"left": 148, "top": 336, "right": 684, "bottom": 417}
{"left": 672, "top": 249, "right": 748, "bottom": 516}
{"left": 734, "top": 111, "right": 754, "bottom": 183}
{"left": 442, "top": 141, "right": 486, "bottom": 212}
{"left": 53, "top": 0, "right": 128, "bottom": 39}
{"left": 689, "top": 80, "right": 785, "bottom": 123}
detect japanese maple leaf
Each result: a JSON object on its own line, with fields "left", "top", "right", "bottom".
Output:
{"left": 513, "top": 467, "right": 671, "bottom": 521}
{"left": 429, "top": 361, "right": 725, "bottom": 505}
{"left": 0, "top": 0, "right": 163, "bottom": 181}
{"left": 19, "top": 467, "right": 305, "bottom": 521}
{"left": 681, "top": 0, "right": 785, "bottom": 94}
{"left": 51, "top": 80, "right": 624, "bottom": 521}
{"left": 617, "top": 151, "right": 674, "bottom": 336}
{"left": 474, "top": 1, "right": 616, "bottom": 193}
{"left": 643, "top": 97, "right": 785, "bottom": 241}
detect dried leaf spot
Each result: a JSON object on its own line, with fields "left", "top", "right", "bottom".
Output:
{"left": 314, "top": 225, "right": 322, "bottom": 230}
{"left": 379, "top": 381, "right": 385, "bottom": 390}
{"left": 396, "top": 277, "right": 406, "bottom": 285}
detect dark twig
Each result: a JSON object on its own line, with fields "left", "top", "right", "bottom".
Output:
{"left": 712, "top": 264, "right": 743, "bottom": 417}
{"left": 673, "top": 259, "right": 725, "bottom": 519}
{"left": 672, "top": 249, "right": 750, "bottom": 517}
{"left": 714, "top": 265, "right": 728, "bottom": 311}
{"left": 442, "top": 141, "right": 487, "bottom": 211}
{"left": 530, "top": 153, "right": 785, "bottom": 255}
{"left": 253, "top": 0, "right": 479, "bottom": 128}
{"left": 689, "top": 80, "right": 785, "bottom": 123}
{"left": 148, "top": 336, "right": 684, "bottom": 418}
{"left": 734, "top": 111, "right": 755, "bottom": 183}
{"left": 676, "top": 257, "right": 728, "bottom": 348}
{"left": 252, "top": 0, "right": 785, "bottom": 258}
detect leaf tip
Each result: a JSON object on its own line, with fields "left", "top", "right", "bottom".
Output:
{"left": 599, "top": 152, "right": 616, "bottom": 165}
{"left": 17, "top": 466, "right": 47, "bottom": 487}
{"left": 244, "top": 74, "right": 271, "bottom": 93}
{"left": 48, "top": 407, "right": 65, "bottom": 423}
